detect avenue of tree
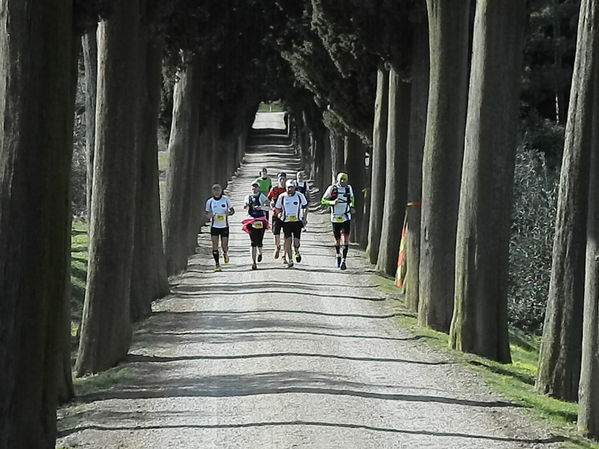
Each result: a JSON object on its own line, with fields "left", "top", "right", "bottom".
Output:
{"left": 2, "top": 0, "right": 599, "bottom": 447}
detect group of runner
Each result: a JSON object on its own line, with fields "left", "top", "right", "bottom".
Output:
{"left": 204, "top": 168, "right": 355, "bottom": 272}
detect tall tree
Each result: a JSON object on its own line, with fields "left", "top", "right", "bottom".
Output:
{"left": 449, "top": 0, "right": 526, "bottom": 362}
{"left": 405, "top": 15, "right": 429, "bottom": 312}
{"left": 537, "top": 0, "right": 597, "bottom": 401}
{"left": 418, "top": 0, "right": 471, "bottom": 332}
{"left": 0, "top": 0, "right": 76, "bottom": 447}
{"left": 130, "top": 21, "right": 169, "bottom": 322}
{"left": 577, "top": 1, "right": 599, "bottom": 437}
{"left": 376, "top": 68, "right": 410, "bottom": 276}
{"left": 76, "top": 0, "right": 142, "bottom": 375}
{"left": 366, "top": 68, "right": 389, "bottom": 264}
{"left": 82, "top": 26, "right": 97, "bottom": 218}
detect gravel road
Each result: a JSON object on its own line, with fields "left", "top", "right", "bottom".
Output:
{"left": 56, "top": 114, "right": 560, "bottom": 449}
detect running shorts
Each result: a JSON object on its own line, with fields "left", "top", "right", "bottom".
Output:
{"left": 332, "top": 220, "right": 351, "bottom": 240}
{"left": 283, "top": 221, "right": 303, "bottom": 239}
{"left": 210, "top": 227, "right": 230, "bottom": 238}
{"left": 249, "top": 227, "right": 266, "bottom": 247}
{"left": 272, "top": 217, "right": 283, "bottom": 236}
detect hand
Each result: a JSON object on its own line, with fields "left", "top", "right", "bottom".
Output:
{"left": 228, "top": 208, "right": 235, "bottom": 216}
{"left": 350, "top": 208, "right": 356, "bottom": 215}
{"left": 303, "top": 218, "right": 308, "bottom": 226}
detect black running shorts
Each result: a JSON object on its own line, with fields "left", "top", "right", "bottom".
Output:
{"left": 283, "top": 221, "right": 303, "bottom": 239}
{"left": 272, "top": 217, "right": 283, "bottom": 236}
{"left": 332, "top": 220, "right": 351, "bottom": 239}
{"left": 210, "top": 227, "right": 230, "bottom": 238}
{"left": 249, "top": 227, "right": 266, "bottom": 247}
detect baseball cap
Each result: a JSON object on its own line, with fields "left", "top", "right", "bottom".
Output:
{"left": 251, "top": 182, "right": 259, "bottom": 187}
{"left": 285, "top": 180, "right": 295, "bottom": 188}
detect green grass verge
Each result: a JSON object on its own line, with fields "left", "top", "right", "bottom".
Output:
{"left": 257, "top": 102, "right": 286, "bottom": 113}
{"left": 158, "top": 151, "right": 169, "bottom": 177}
{"left": 372, "top": 274, "right": 599, "bottom": 449}
{"left": 70, "top": 220, "right": 88, "bottom": 339}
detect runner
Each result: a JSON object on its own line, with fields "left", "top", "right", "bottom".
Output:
{"left": 294, "top": 170, "right": 310, "bottom": 204}
{"left": 242, "top": 182, "right": 271, "bottom": 270}
{"left": 321, "top": 172, "right": 355, "bottom": 270}
{"left": 205, "top": 184, "right": 235, "bottom": 272}
{"left": 254, "top": 167, "right": 272, "bottom": 196}
{"left": 267, "top": 172, "right": 287, "bottom": 262}
{"left": 275, "top": 180, "right": 308, "bottom": 268}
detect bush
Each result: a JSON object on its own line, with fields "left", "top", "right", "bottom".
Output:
{"left": 508, "top": 144, "right": 559, "bottom": 334}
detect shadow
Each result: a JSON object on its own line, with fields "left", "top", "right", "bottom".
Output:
{"left": 145, "top": 329, "right": 423, "bottom": 343}
{"left": 57, "top": 421, "right": 564, "bottom": 445}
{"left": 468, "top": 360, "right": 536, "bottom": 386}
{"left": 172, "top": 287, "right": 384, "bottom": 302}
{"left": 152, "top": 309, "right": 406, "bottom": 320}
{"left": 124, "top": 352, "right": 449, "bottom": 366}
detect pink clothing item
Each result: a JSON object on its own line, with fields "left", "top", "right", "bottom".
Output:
{"left": 241, "top": 216, "right": 270, "bottom": 234}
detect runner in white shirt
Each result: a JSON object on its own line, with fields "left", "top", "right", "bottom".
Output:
{"left": 321, "top": 172, "right": 355, "bottom": 270}
{"left": 205, "top": 184, "right": 235, "bottom": 272}
{"left": 275, "top": 180, "right": 308, "bottom": 268}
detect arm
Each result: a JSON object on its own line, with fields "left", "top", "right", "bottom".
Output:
{"left": 227, "top": 198, "right": 235, "bottom": 216}
{"left": 320, "top": 185, "right": 337, "bottom": 206}
{"left": 259, "top": 194, "right": 271, "bottom": 211}
{"left": 274, "top": 195, "right": 284, "bottom": 215}
{"left": 301, "top": 193, "right": 309, "bottom": 223}
{"left": 205, "top": 199, "right": 213, "bottom": 220}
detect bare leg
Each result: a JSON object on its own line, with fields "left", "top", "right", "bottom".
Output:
{"left": 284, "top": 236, "right": 293, "bottom": 262}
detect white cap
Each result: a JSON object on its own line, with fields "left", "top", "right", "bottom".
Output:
{"left": 285, "top": 180, "right": 296, "bottom": 188}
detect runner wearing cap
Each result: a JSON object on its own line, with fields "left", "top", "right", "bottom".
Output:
{"left": 205, "top": 184, "right": 235, "bottom": 272}
{"left": 267, "top": 172, "right": 287, "bottom": 262}
{"left": 242, "top": 182, "right": 271, "bottom": 270}
{"left": 275, "top": 179, "right": 308, "bottom": 268}
{"left": 321, "top": 172, "right": 355, "bottom": 270}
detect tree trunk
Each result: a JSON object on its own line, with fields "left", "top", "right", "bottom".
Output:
{"left": 345, "top": 133, "right": 366, "bottom": 246}
{"left": 162, "top": 55, "right": 202, "bottom": 276}
{"left": 75, "top": 0, "right": 142, "bottom": 375}
{"left": 82, "top": 26, "right": 97, "bottom": 220}
{"left": 130, "top": 32, "right": 169, "bottom": 322}
{"left": 366, "top": 68, "right": 389, "bottom": 264}
{"left": 579, "top": 27, "right": 599, "bottom": 435}
{"left": 537, "top": 0, "right": 598, "bottom": 401}
{"left": 419, "top": 0, "right": 471, "bottom": 332}
{"left": 377, "top": 69, "right": 411, "bottom": 276}
{"left": 449, "top": 0, "right": 526, "bottom": 363}
{"left": 0, "top": 0, "right": 75, "bottom": 447}
{"left": 405, "top": 17, "right": 430, "bottom": 313}
{"left": 330, "top": 133, "right": 345, "bottom": 183}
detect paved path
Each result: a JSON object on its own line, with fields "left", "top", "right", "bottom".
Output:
{"left": 57, "top": 114, "right": 558, "bottom": 448}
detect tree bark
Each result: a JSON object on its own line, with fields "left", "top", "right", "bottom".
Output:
{"left": 449, "top": 0, "right": 526, "bottom": 363}
{"left": 82, "top": 26, "right": 97, "bottom": 220}
{"left": 366, "top": 68, "right": 389, "bottom": 264}
{"left": 162, "top": 55, "right": 202, "bottom": 276}
{"left": 330, "top": 133, "right": 345, "bottom": 183}
{"left": 0, "top": 0, "right": 75, "bottom": 446}
{"left": 579, "top": 29, "right": 599, "bottom": 435}
{"left": 130, "top": 31, "right": 169, "bottom": 322}
{"left": 377, "top": 69, "right": 411, "bottom": 276}
{"left": 345, "top": 133, "right": 366, "bottom": 246}
{"left": 76, "top": 0, "right": 142, "bottom": 375}
{"left": 405, "top": 18, "right": 430, "bottom": 312}
{"left": 419, "top": 0, "right": 471, "bottom": 332}
{"left": 537, "top": 0, "right": 598, "bottom": 401}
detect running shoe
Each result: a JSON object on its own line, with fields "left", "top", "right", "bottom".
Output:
{"left": 214, "top": 265, "right": 222, "bottom": 272}
{"left": 295, "top": 251, "right": 302, "bottom": 263}
{"left": 287, "top": 260, "right": 294, "bottom": 268}
{"left": 274, "top": 246, "right": 281, "bottom": 259}
{"left": 252, "top": 263, "right": 258, "bottom": 270}
{"left": 257, "top": 253, "right": 263, "bottom": 263}
{"left": 336, "top": 257, "right": 342, "bottom": 268}
{"left": 340, "top": 261, "right": 347, "bottom": 271}
{"left": 223, "top": 254, "right": 230, "bottom": 264}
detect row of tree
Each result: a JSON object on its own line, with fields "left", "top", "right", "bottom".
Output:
{"left": 2, "top": 0, "right": 599, "bottom": 446}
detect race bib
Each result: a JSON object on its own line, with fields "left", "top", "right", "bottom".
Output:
{"left": 287, "top": 215, "right": 298, "bottom": 222}
{"left": 334, "top": 216, "right": 345, "bottom": 223}
{"left": 215, "top": 214, "right": 226, "bottom": 222}
{"left": 252, "top": 221, "right": 264, "bottom": 229}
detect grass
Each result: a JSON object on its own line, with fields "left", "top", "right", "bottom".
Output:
{"left": 372, "top": 274, "right": 599, "bottom": 449}
{"left": 70, "top": 219, "right": 88, "bottom": 340}
{"left": 257, "top": 101, "right": 286, "bottom": 113}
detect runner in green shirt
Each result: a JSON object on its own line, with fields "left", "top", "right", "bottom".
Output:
{"left": 254, "top": 168, "right": 272, "bottom": 196}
